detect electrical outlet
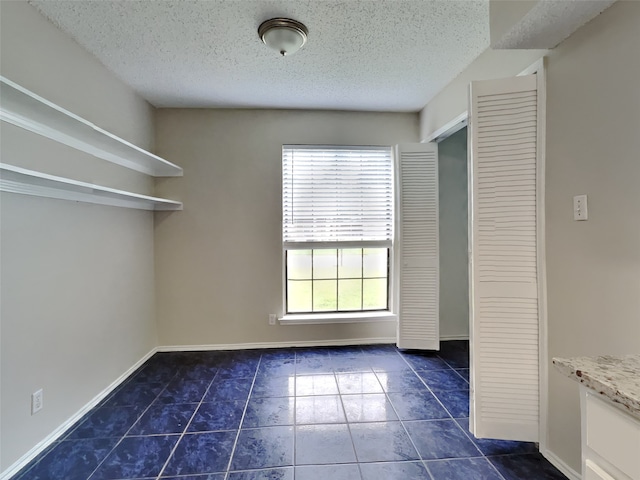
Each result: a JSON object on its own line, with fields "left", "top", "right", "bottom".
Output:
{"left": 573, "top": 194, "right": 588, "bottom": 221}
{"left": 32, "top": 389, "right": 43, "bottom": 415}
{"left": 268, "top": 314, "right": 277, "bottom": 326}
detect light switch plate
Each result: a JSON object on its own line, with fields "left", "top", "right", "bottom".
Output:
{"left": 574, "top": 194, "right": 588, "bottom": 221}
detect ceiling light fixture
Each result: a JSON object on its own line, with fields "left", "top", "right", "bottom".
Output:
{"left": 258, "top": 18, "right": 308, "bottom": 56}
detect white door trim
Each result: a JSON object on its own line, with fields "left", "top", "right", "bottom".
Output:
{"left": 528, "top": 56, "right": 549, "bottom": 454}
{"left": 423, "top": 112, "right": 468, "bottom": 143}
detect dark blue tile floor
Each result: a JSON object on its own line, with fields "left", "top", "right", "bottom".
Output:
{"left": 13, "top": 341, "right": 567, "bottom": 480}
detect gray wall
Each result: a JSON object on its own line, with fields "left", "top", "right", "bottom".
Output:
{"left": 544, "top": 0, "right": 640, "bottom": 469}
{"left": 0, "top": 2, "right": 158, "bottom": 471}
{"left": 154, "top": 109, "right": 419, "bottom": 347}
{"left": 438, "top": 128, "right": 469, "bottom": 339}
{"left": 419, "top": 47, "right": 547, "bottom": 141}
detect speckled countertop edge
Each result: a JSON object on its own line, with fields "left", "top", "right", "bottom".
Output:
{"left": 553, "top": 354, "right": 640, "bottom": 420}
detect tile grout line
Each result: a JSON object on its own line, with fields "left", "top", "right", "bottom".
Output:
{"left": 331, "top": 346, "right": 367, "bottom": 480}
{"left": 374, "top": 350, "right": 437, "bottom": 480}
{"left": 220, "top": 355, "right": 263, "bottom": 480}
{"left": 418, "top": 350, "right": 511, "bottom": 480}
{"left": 444, "top": 414, "right": 509, "bottom": 480}
{"left": 85, "top": 366, "right": 182, "bottom": 480}
{"left": 433, "top": 351, "right": 509, "bottom": 480}
{"left": 393, "top": 348, "right": 459, "bottom": 415}
{"left": 294, "top": 348, "right": 371, "bottom": 475}
{"left": 292, "top": 351, "right": 302, "bottom": 478}
{"left": 21, "top": 362, "right": 167, "bottom": 479}
{"left": 154, "top": 364, "right": 222, "bottom": 480}
{"left": 18, "top": 360, "right": 175, "bottom": 480}
{"left": 390, "top": 348, "right": 488, "bottom": 476}
{"left": 293, "top": 349, "right": 337, "bottom": 474}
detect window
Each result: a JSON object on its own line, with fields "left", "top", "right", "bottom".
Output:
{"left": 282, "top": 145, "right": 393, "bottom": 315}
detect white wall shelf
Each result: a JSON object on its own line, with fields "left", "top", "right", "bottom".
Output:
{"left": 0, "top": 76, "right": 183, "bottom": 177}
{"left": 0, "top": 164, "right": 183, "bottom": 211}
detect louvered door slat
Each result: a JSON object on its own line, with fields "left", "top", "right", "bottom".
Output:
{"left": 470, "top": 74, "right": 540, "bottom": 442}
{"left": 396, "top": 143, "right": 439, "bottom": 351}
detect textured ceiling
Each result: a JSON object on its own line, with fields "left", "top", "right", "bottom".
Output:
{"left": 28, "top": 0, "right": 489, "bottom": 112}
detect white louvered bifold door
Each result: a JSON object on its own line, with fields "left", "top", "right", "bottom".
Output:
{"left": 395, "top": 143, "right": 439, "bottom": 351}
{"left": 469, "top": 74, "right": 540, "bottom": 442}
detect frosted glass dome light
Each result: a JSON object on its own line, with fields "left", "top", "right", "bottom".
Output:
{"left": 258, "top": 18, "right": 308, "bottom": 56}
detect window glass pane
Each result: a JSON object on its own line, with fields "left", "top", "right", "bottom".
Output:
{"left": 338, "top": 249, "right": 362, "bottom": 279}
{"left": 287, "top": 280, "right": 312, "bottom": 313}
{"left": 313, "top": 249, "right": 337, "bottom": 280}
{"left": 363, "top": 248, "right": 388, "bottom": 278}
{"left": 363, "top": 278, "right": 388, "bottom": 310}
{"left": 288, "top": 250, "right": 312, "bottom": 280}
{"left": 313, "top": 280, "right": 337, "bottom": 311}
{"left": 338, "top": 279, "right": 362, "bottom": 311}
{"left": 286, "top": 247, "right": 389, "bottom": 314}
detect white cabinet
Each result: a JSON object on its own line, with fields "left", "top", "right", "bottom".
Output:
{"left": 581, "top": 387, "right": 640, "bottom": 480}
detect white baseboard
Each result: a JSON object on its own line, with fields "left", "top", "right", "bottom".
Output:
{"left": 0, "top": 347, "right": 158, "bottom": 480}
{"left": 158, "top": 335, "right": 467, "bottom": 352}
{"left": 541, "top": 447, "right": 581, "bottom": 480}
{"left": 440, "top": 334, "right": 470, "bottom": 341}
{"left": 158, "top": 337, "right": 398, "bottom": 352}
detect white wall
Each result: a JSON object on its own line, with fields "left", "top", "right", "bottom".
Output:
{"left": 419, "top": 0, "right": 640, "bottom": 473}
{"left": 438, "top": 128, "right": 469, "bottom": 339}
{"left": 154, "top": 109, "right": 419, "bottom": 347}
{"left": 0, "top": 1, "right": 158, "bottom": 472}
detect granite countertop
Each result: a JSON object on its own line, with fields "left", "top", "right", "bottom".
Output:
{"left": 553, "top": 354, "right": 640, "bottom": 420}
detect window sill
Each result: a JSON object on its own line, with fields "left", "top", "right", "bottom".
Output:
{"left": 279, "top": 312, "right": 397, "bottom": 325}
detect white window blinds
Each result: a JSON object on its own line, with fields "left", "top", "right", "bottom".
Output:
{"left": 282, "top": 146, "right": 393, "bottom": 244}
